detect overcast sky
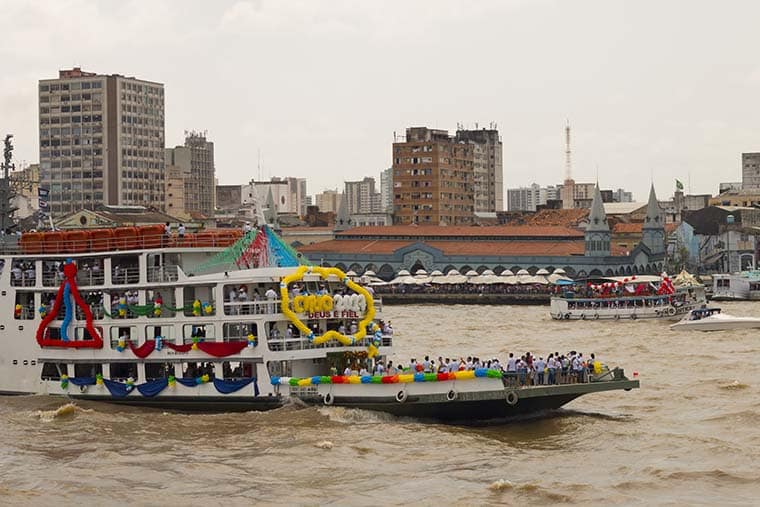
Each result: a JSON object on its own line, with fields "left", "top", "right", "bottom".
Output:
{"left": 2, "top": 0, "right": 760, "bottom": 203}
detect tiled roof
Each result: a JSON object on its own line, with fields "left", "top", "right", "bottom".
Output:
{"left": 298, "top": 239, "right": 629, "bottom": 257}
{"left": 613, "top": 222, "right": 678, "bottom": 234}
{"left": 524, "top": 208, "right": 588, "bottom": 227}
{"left": 336, "top": 225, "right": 584, "bottom": 238}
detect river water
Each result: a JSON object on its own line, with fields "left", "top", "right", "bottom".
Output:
{"left": 1, "top": 302, "right": 759, "bottom": 506}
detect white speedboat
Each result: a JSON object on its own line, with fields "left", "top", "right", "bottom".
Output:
{"left": 670, "top": 307, "right": 760, "bottom": 331}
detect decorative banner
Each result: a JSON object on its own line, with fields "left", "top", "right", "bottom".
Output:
{"left": 36, "top": 260, "right": 104, "bottom": 349}
{"left": 118, "top": 339, "right": 250, "bottom": 358}
{"left": 65, "top": 375, "right": 259, "bottom": 398}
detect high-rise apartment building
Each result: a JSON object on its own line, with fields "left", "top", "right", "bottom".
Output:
{"left": 392, "top": 127, "right": 474, "bottom": 225}
{"left": 39, "top": 67, "right": 165, "bottom": 216}
{"left": 507, "top": 183, "right": 560, "bottom": 211}
{"left": 455, "top": 128, "right": 503, "bottom": 212}
{"left": 379, "top": 167, "right": 393, "bottom": 212}
{"left": 165, "top": 131, "right": 216, "bottom": 217}
{"left": 344, "top": 177, "right": 383, "bottom": 215}
{"left": 742, "top": 152, "right": 760, "bottom": 189}
{"left": 315, "top": 189, "right": 342, "bottom": 213}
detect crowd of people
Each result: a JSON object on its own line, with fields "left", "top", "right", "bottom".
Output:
{"left": 375, "top": 283, "right": 556, "bottom": 295}
{"left": 337, "top": 350, "right": 600, "bottom": 386}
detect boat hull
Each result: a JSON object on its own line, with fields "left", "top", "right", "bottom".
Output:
{"left": 65, "top": 393, "right": 287, "bottom": 412}
{"left": 670, "top": 319, "right": 760, "bottom": 332}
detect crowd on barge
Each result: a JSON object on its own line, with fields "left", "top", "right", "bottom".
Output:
{"left": 338, "top": 350, "right": 599, "bottom": 386}
{"left": 374, "top": 284, "right": 557, "bottom": 295}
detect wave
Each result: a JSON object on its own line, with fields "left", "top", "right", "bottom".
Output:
{"left": 314, "top": 440, "right": 334, "bottom": 449}
{"left": 718, "top": 380, "right": 750, "bottom": 390}
{"left": 487, "top": 480, "right": 571, "bottom": 502}
{"left": 659, "top": 469, "right": 758, "bottom": 485}
{"left": 317, "top": 406, "right": 401, "bottom": 425}
{"left": 33, "top": 402, "right": 89, "bottom": 422}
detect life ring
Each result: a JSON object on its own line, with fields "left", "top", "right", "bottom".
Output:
{"left": 614, "top": 314, "right": 620, "bottom": 320}
{"left": 506, "top": 390, "right": 519, "bottom": 406}
{"left": 323, "top": 392, "right": 334, "bottom": 406}
{"left": 580, "top": 314, "right": 586, "bottom": 320}
{"left": 594, "top": 313, "right": 599, "bottom": 320}
{"left": 79, "top": 385, "right": 88, "bottom": 393}
{"left": 446, "top": 389, "right": 457, "bottom": 401}
{"left": 631, "top": 314, "right": 637, "bottom": 320}
{"left": 667, "top": 307, "right": 676, "bottom": 316}
{"left": 395, "top": 390, "right": 407, "bottom": 403}
{"left": 563, "top": 313, "right": 570, "bottom": 320}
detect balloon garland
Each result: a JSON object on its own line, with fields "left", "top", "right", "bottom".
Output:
{"left": 280, "top": 266, "right": 382, "bottom": 357}
{"left": 36, "top": 260, "right": 104, "bottom": 349}
{"left": 271, "top": 368, "right": 504, "bottom": 387}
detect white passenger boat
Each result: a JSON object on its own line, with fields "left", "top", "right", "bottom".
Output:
{"left": 550, "top": 275, "right": 706, "bottom": 321}
{"left": 712, "top": 272, "right": 760, "bottom": 301}
{"left": 669, "top": 307, "right": 760, "bottom": 331}
{"left": 0, "top": 225, "right": 639, "bottom": 421}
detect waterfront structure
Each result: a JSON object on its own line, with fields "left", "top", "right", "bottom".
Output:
{"left": 299, "top": 183, "right": 667, "bottom": 279}
{"left": 455, "top": 127, "right": 503, "bottom": 212}
{"left": 507, "top": 183, "right": 560, "bottom": 211}
{"left": 742, "top": 152, "right": 760, "bottom": 189}
{"left": 709, "top": 188, "right": 760, "bottom": 207}
{"left": 39, "top": 67, "right": 165, "bottom": 216}
{"left": 392, "top": 127, "right": 474, "bottom": 225}
{"left": 314, "top": 189, "right": 342, "bottom": 213}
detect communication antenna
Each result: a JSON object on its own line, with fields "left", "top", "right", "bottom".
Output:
{"left": 564, "top": 120, "right": 572, "bottom": 182}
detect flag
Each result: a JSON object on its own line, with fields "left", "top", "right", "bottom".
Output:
{"left": 675, "top": 179, "right": 684, "bottom": 191}
{"left": 38, "top": 188, "right": 50, "bottom": 211}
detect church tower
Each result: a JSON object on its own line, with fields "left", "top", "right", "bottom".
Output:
{"left": 584, "top": 183, "right": 611, "bottom": 257}
{"left": 641, "top": 184, "right": 665, "bottom": 254}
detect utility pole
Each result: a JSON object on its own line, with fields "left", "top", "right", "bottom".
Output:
{"left": 0, "top": 134, "right": 18, "bottom": 234}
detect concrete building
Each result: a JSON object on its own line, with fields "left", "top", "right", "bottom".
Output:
{"left": 392, "top": 127, "right": 474, "bottom": 225}
{"left": 314, "top": 189, "right": 342, "bottom": 213}
{"left": 507, "top": 183, "right": 560, "bottom": 211}
{"left": 216, "top": 184, "right": 244, "bottom": 211}
{"left": 164, "top": 131, "right": 215, "bottom": 218}
{"left": 559, "top": 180, "right": 596, "bottom": 209}
{"left": 39, "top": 67, "right": 165, "bottom": 216}
{"left": 455, "top": 128, "right": 503, "bottom": 212}
{"left": 344, "top": 177, "right": 383, "bottom": 215}
{"left": 164, "top": 164, "right": 187, "bottom": 219}
{"left": 613, "top": 188, "right": 633, "bottom": 203}
{"left": 742, "top": 152, "right": 760, "bottom": 189}
{"left": 379, "top": 167, "right": 393, "bottom": 212}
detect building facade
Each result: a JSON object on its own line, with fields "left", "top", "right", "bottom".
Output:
{"left": 344, "top": 177, "right": 383, "bottom": 215}
{"left": 507, "top": 183, "right": 560, "bottom": 211}
{"left": 39, "top": 67, "right": 165, "bottom": 216}
{"left": 392, "top": 127, "right": 474, "bottom": 225}
{"left": 379, "top": 167, "right": 393, "bottom": 213}
{"left": 314, "top": 189, "right": 342, "bottom": 213}
{"left": 455, "top": 128, "right": 503, "bottom": 212}
{"left": 164, "top": 131, "right": 216, "bottom": 218}
{"left": 742, "top": 152, "right": 760, "bottom": 189}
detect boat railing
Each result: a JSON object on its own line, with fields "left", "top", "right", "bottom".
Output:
{"left": 224, "top": 300, "right": 279, "bottom": 315}
{"left": 267, "top": 334, "right": 392, "bottom": 352}
{"left": 147, "top": 265, "right": 179, "bottom": 283}
{"left": 112, "top": 267, "right": 140, "bottom": 285}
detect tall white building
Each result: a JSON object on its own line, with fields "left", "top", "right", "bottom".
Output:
{"left": 39, "top": 67, "right": 165, "bottom": 216}
{"left": 507, "top": 183, "right": 560, "bottom": 211}
{"left": 379, "top": 167, "right": 393, "bottom": 212}
{"left": 345, "top": 177, "right": 383, "bottom": 215}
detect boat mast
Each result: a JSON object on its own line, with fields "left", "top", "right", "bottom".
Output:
{"left": 0, "top": 134, "right": 18, "bottom": 234}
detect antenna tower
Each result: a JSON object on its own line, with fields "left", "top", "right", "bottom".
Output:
{"left": 564, "top": 120, "right": 572, "bottom": 183}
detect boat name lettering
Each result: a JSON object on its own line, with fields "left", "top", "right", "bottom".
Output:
{"left": 306, "top": 310, "right": 360, "bottom": 319}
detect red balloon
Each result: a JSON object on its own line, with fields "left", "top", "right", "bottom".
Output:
{"left": 623, "top": 278, "right": 629, "bottom": 283}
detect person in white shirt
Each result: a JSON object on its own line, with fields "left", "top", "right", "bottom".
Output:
{"left": 374, "top": 362, "right": 385, "bottom": 376}
{"left": 343, "top": 366, "right": 351, "bottom": 376}
{"left": 177, "top": 223, "right": 186, "bottom": 238}
{"left": 243, "top": 221, "right": 253, "bottom": 234}
{"left": 228, "top": 287, "right": 238, "bottom": 315}
{"left": 265, "top": 287, "right": 277, "bottom": 313}
{"left": 534, "top": 357, "right": 547, "bottom": 385}
{"left": 422, "top": 356, "right": 431, "bottom": 373}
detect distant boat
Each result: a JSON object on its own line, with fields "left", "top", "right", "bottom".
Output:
{"left": 670, "top": 307, "right": 760, "bottom": 331}
{"left": 711, "top": 271, "right": 760, "bottom": 301}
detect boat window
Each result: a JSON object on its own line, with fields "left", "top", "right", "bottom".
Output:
{"left": 267, "top": 360, "right": 291, "bottom": 377}
{"left": 74, "top": 326, "right": 103, "bottom": 342}
{"left": 75, "top": 291, "right": 105, "bottom": 320}
{"left": 222, "top": 322, "right": 258, "bottom": 342}
{"left": 223, "top": 284, "right": 264, "bottom": 315}
{"left": 13, "top": 292, "right": 35, "bottom": 320}
{"left": 112, "top": 255, "right": 140, "bottom": 285}
{"left": 180, "top": 361, "right": 216, "bottom": 379}
{"left": 10, "top": 260, "right": 36, "bottom": 287}
{"left": 109, "top": 363, "right": 138, "bottom": 381}
{"left": 44, "top": 327, "right": 62, "bottom": 340}
{"left": 182, "top": 324, "right": 215, "bottom": 344}
{"left": 183, "top": 285, "right": 216, "bottom": 317}
{"left": 108, "top": 289, "right": 140, "bottom": 318}
{"left": 76, "top": 258, "right": 104, "bottom": 286}
{"left": 145, "top": 362, "right": 174, "bottom": 381}
{"left": 40, "top": 362, "right": 67, "bottom": 380}
{"left": 145, "top": 288, "right": 177, "bottom": 318}
{"left": 222, "top": 361, "right": 256, "bottom": 379}
{"left": 110, "top": 326, "right": 137, "bottom": 348}
{"left": 145, "top": 325, "right": 174, "bottom": 342}
{"left": 74, "top": 363, "right": 103, "bottom": 377}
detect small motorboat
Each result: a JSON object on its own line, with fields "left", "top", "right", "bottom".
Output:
{"left": 670, "top": 307, "right": 760, "bottom": 331}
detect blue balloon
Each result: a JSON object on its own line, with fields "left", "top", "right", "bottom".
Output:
{"left": 360, "top": 375, "right": 372, "bottom": 384}
{"left": 414, "top": 373, "right": 425, "bottom": 382}
{"left": 474, "top": 368, "right": 488, "bottom": 377}
{"left": 270, "top": 376, "right": 280, "bottom": 386}
{"left": 195, "top": 377, "right": 202, "bottom": 385}
{"left": 311, "top": 376, "right": 321, "bottom": 385}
